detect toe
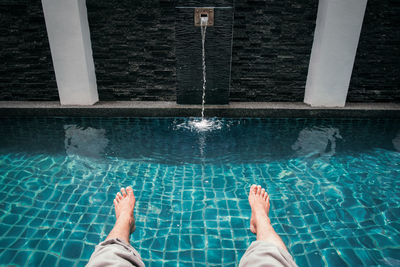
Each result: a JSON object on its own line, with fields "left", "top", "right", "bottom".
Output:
{"left": 121, "top": 188, "right": 127, "bottom": 198}
{"left": 250, "top": 184, "right": 257, "bottom": 195}
{"left": 256, "top": 185, "right": 262, "bottom": 195}
{"left": 261, "top": 188, "right": 265, "bottom": 197}
{"left": 117, "top": 192, "right": 123, "bottom": 200}
{"left": 126, "top": 186, "right": 134, "bottom": 198}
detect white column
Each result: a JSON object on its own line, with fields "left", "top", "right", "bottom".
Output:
{"left": 304, "top": 0, "right": 367, "bottom": 107}
{"left": 42, "top": 0, "right": 98, "bottom": 105}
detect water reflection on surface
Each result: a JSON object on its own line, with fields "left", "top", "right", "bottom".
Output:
{"left": 292, "top": 126, "right": 342, "bottom": 158}
{"left": 64, "top": 125, "right": 109, "bottom": 158}
{"left": 0, "top": 117, "right": 398, "bottom": 164}
{"left": 393, "top": 130, "right": 400, "bottom": 152}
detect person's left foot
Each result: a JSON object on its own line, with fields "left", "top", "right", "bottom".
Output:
{"left": 114, "top": 186, "right": 136, "bottom": 233}
{"left": 248, "top": 184, "right": 270, "bottom": 235}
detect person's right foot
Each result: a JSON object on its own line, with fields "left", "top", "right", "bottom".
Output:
{"left": 114, "top": 186, "right": 136, "bottom": 234}
{"left": 249, "top": 184, "right": 270, "bottom": 234}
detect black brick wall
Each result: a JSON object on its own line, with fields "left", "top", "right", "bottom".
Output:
{"left": 0, "top": 0, "right": 57, "bottom": 101}
{"left": 0, "top": 0, "right": 398, "bottom": 103}
{"left": 348, "top": 0, "right": 400, "bottom": 102}
{"left": 230, "top": 0, "right": 317, "bottom": 102}
{"left": 86, "top": 0, "right": 176, "bottom": 101}
{"left": 87, "top": 0, "right": 317, "bottom": 102}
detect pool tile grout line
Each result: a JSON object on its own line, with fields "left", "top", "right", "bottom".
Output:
{"left": 0, "top": 101, "right": 400, "bottom": 118}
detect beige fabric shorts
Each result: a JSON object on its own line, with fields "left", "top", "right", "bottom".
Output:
{"left": 86, "top": 239, "right": 297, "bottom": 267}
{"left": 86, "top": 238, "right": 145, "bottom": 267}
{"left": 239, "top": 240, "right": 298, "bottom": 267}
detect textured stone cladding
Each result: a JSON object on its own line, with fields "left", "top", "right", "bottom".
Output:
{"left": 348, "top": 0, "right": 400, "bottom": 102}
{"left": 1, "top": 0, "right": 398, "bottom": 103}
{"left": 86, "top": 0, "right": 318, "bottom": 102}
{"left": 230, "top": 0, "right": 317, "bottom": 102}
{"left": 0, "top": 0, "right": 58, "bottom": 101}
{"left": 86, "top": 0, "right": 177, "bottom": 101}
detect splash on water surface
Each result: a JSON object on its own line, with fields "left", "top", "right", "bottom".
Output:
{"left": 174, "top": 117, "right": 225, "bottom": 132}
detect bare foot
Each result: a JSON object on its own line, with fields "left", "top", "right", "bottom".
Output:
{"left": 113, "top": 186, "right": 136, "bottom": 233}
{"left": 247, "top": 185, "right": 290, "bottom": 252}
{"left": 249, "top": 184, "right": 270, "bottom": 234}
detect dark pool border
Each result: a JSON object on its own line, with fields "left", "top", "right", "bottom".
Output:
{"left": 0, "top": 101, "right": 400, "bottom": 118}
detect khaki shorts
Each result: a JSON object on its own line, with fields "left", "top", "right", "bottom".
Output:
{"left": 239, "top": 241, "right": 298, "bottom": 267}
{"left": 86, "top": 239, "right": 297, "bottom": 267}
{"left": 86, "top": 238, "right": 145, "bottom": 267}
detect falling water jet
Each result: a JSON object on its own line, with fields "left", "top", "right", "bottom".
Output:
{"left": 182, "top": 14, "right": 216, "bottom": 132}
{"left": 200, "top": 15, "right": 208, "bottom": 120}
{"left": 173, "top": 9, "right": 224, "bottom": 133}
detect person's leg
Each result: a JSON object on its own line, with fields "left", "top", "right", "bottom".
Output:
{"left": 249, "top": 185, "right": 288, "bottom": 251}
{"left": 86, "top": 186, "right": 145, "bottom": 267}
{"left": 239, "top": 185, "right": 297, "bottom": 267}
{"left": 105, "top": 187, "right": 136, "bottom": 244}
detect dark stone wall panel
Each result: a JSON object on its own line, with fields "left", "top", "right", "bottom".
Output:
{"left": 86, "top": 0, "right": 317, "bottom": 102}
{"left": 230, "top": 0, "right": 318, "bottom": 102}
{"left": 348, "top": 0, "right": 400, "bottom": 102}
{"left": 86, "top": 0, "right": 177, "bottom": 101}
{"left": 1, "top": 0, "right": 398, "bottom": 103}
{"left": 0, "top": 0, "right": 58, "bottom": 101}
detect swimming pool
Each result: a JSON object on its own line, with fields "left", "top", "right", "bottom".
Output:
{"left": 0, "top": 117, "right": 399, "bottom": 266}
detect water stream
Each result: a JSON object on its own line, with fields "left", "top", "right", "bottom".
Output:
{"left": 200, "top": 16, "right": 208, "bottom": 119}
{"left": 175, "top": 15, "right": 224, "bottom": 132}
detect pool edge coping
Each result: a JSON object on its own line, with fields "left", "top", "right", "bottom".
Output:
{"left": 0, "top": 101, "right": 400, "bottom": 117}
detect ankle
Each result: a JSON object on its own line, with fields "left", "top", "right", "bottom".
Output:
{"left": 117, "top": 214, "right": 133, "bottom": 224}
{"left": 254, "top": 211, "right": 270, "bottom": 222}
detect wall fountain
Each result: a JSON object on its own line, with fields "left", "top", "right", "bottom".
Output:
{"left": 175, "top": 4, "right": 233, "bottom": 106}
{"left": 199, "top": 9, "right": 210, "bottom": 119}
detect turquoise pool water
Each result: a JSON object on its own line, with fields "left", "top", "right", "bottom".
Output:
{"left": 0, "top": 117, "right": 399, "bottom": 266}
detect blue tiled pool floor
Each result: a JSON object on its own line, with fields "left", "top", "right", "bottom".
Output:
{"left": 0, "top": 118, "right": 399, "bottom": 266}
